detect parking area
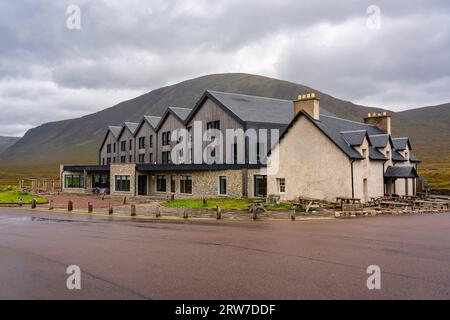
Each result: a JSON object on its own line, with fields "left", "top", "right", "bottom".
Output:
{"left": 1, "top": 208, "right": 450, "bottom": 299}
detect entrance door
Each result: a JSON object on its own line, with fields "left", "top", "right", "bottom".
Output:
{"left": 254, "top": 175, "right": 267, "bottom": 198}
{"left": 138, "top": 175, "right": 148, "bottom": 196}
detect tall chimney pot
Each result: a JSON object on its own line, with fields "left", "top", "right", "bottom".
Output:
{"left": 293, "top": 92, "right": 320, "bottom": 120}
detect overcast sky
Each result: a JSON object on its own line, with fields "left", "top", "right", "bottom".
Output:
{"left": 0, "top": 0, "right": 449, "bottom": 136}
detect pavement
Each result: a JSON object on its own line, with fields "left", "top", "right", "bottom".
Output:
{"left": 0, "top": 207, "right": 450, "bottom": 299}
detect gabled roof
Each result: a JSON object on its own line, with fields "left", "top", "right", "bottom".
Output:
{"left": 392, "top": 137, "right": 411, "bottom": 150}
{"left": 134, "top": 116, "right": 162, "bottom": 136}
{"left": 384, "top": 166, "right": 418, "bottom": 178}
{"left": 99, "top": 125, "right": 123, "bottom": 151}
{"left": 369, "top": 147, "right": 388, "bottom": 161}
{"left": 117, "top": 122, "right": 139, "bottom": 140}
{"left": 156, "top": 106, "right": 191, "bottom": 131}
{"left": 392, "top": 150, "right": 406, "bottom": 161}
{"left": 109, "top": 126, "right": 122, "bottom": 139}
{"left": 143, "top": 116, "right": 162, "bottom": 129}
{"left": 340, "top": 130, "right": 367, "bottom": 146}
{"left": 277, "top": 110, "right": 365, "bottom": 160}
{"left": 169, "top": 107, "right": 191, "bottom": 121}
{"left": 185, "top": 90, "right": 294, "bottom": 125}
{"left": 368, "top": 134, "right": 391, "bottom": 148}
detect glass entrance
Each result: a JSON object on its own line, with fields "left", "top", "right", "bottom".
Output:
{"left": 138, "top": 175, "right": 148, "bottom": 196}
{"left": 254, "top": 175, "right": 267, "bottom": 198}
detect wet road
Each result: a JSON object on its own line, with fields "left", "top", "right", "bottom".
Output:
{"left": 1, "top": 208, "right": 450, "bottom": 299}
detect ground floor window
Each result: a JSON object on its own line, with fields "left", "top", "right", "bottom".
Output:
{"left": 180, "top": 176, "right": 192, "bottom": 194}
{"left": 254, "top": 175, "right": 267, "bottom": 197}
{"left": 64, "top": 174, "right": 85, "bottom": 189}
{"left": 277, "top": 178, "right": 286, "bottom": 193}
{"left": 219, "top": 176, "right": 227, "bottom": 195}
{"left": 115, "top": 175, "right": 130, "bottom": 192}
{"left": 93, "top": 175, "right": 109, "bottom": 188}
{"left": 170, "top": 176, "right": 176, "bottom": 193}
{"left": 156, "top": 175, "right": 167, "bottom": 192}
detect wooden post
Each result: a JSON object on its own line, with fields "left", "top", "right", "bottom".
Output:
{"left": 290, "top": 210, "right": 296, "bottom": 221}
{"left": 49, "top": 200, "right": 54, "bottom": 210}
{"left": 183, "top": 207, "right": 188, "bottom": 219}
{"left": 68, "top": 200, "right": 73, "bottom": 212}
{"left": 202, "top": 193, "right": 207, "bottom": 206}
{"left": 156, "top": 205, "right": 161, "bottom": 218}
{"left": 123, "top": 197, "right": 127, "bottom": 205}
{"left": 31, "top": 199, "right": 36, "bottom": 209}
{"left": 131, "top": 204, "right": 136, "bottom": 216}
{"left": 216, "top": 205, "right": 222, "bottom": 220}
{"left": 108, "top": 203, "right": 113, "bottom": 215}
{"left": 88, "top": 202, "right": 93, "bottom": 213}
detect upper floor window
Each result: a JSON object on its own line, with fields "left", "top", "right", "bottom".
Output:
{"left": 107, "top": 157, "right": 111, "bottom": 165}
{"left": 138, "top": 137, "right": 145, "bottom": 149}
{"left": 149, "top": 135, "right": 154, "bottom": 148}
{"left": 162, "top": 132, "right": 171, "bottom": 146}
{"left": 113, "top": 143, "right": 116, "bottom": 153}
{"left": 120, "top": 141, "right": 126, "bottom": 152}
{"left": 386, "top": 150, "right": 390, "bottom": 159}
{"left": 138, "top": 154, "right": 145, "bottom": 163}
{"left": 162, "top": 151, "right": 171, "bottom": 164}
{"left": 207, "top": 121, "right": 220, "bottom": 139}
{"left": 187, "top": 126, "right": 193, "bottom": 142}
{"left": 149, "top": 153, "right": 153, "bottom": 163}
{"left": 120, "top": 155, "right": 126, "bottom": 163}
{"left": 106, "top": 144, "right": 111, "bottom": 153}
{"left": 129, "top": 139, "right": 133, "bottom": 150}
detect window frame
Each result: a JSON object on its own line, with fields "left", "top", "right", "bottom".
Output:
{"left": 218, "top": 176, "right": 227, "bottom": 196}
{"left": 115, "top": 175, "right": 131, "bottom": 192}
{"left": 180, "top": 176, "right": 193, "bottom": 194}
{"left": 64, "top": 174, "right": 85, "bottom": 189}
{"left": 156, "top": 175, "right": 167, "bottom": 193}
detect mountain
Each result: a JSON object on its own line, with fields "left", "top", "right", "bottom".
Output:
{"left": 0, "top": 73, "right": 449, "bottom": 186}
{"left": 0, "top": 136, "right": 20, "bottom": 154}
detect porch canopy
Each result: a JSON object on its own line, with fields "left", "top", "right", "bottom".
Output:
{"left": 136, "top": 163, "right": 264, "bottom": 172}
{"left": 384, "top": 166, "right": 418, "bottom": 179}
{"left": 63, "top": 165, "right": 110, "bottom": 172}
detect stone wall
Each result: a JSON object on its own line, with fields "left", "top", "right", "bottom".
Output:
{"left": 110, "top": 163, "right": 136, "bottom": 196}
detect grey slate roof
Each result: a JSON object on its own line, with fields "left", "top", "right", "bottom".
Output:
{"left": 169, "top": 107, "right": 191, "bottom": 121}
{"left": 368, "top": 134, "right": 390, "bottom": 148}
{"left": 207, "top": 90, "right": 294, "bottom": 125}
{"left": 108, "top": 126, "right": 122, "bottom": 139}
{"left": 392, "top": 137, "right": 410, "bottom": 150}
{"left": 392, "top": 150, "right": 405, "bottom": 161}
{"left": 124, "top": 122, "right": 139, "bottom": 135}
{"left": 384, "top": 166, "right": 418, "bottom": 178}
{"left": 143, "top": 116, "right": 162, "bottom": 129}
{"left": 369, "top": 147, "right": 388, "bottom": 161}
{"left": 340, "top": 130, "right": 367, "bottom": 146}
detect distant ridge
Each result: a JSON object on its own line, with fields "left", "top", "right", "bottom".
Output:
{"left": 0, "top": 73, "right": 448, "bottom": 183}
{"left": 0, "top": 136, "right": 21, "bottom": 154}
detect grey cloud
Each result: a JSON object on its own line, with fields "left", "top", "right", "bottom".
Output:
{"left": 0, "top": 0, "right": 449, "bottom": 136}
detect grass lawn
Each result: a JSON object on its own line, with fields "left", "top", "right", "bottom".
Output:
{"left": 162, "top": 198, "right": 294, "bottom": 211}
{"left": 0, "top": 189, "right": 48, "bottom": 204}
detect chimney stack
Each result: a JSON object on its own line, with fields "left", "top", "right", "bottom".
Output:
{"left": 293, "top": 93, "right": 320, "bottom": 120}
{"left": 363, "top": 112, "right": 391, "bottom": 135}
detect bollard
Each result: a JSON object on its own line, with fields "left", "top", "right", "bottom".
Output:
{"left": 202, "top": 193, "right": 207, "bottom": 206}
{"left": 290, "top": 210, "right": 296, "bottom": 221}
{"left": 31, "top": 198, "right": 37, "bottom": 209}
{"left": 156, "top": 205, "right": 161, "bottom": 218}
{"left": 251, "top": 204, "right": 257, "bottom": 221}
{"left": 101, "top": 194, "right": 105, "bottom": 201}
{"left": 131, "top": 204, "right": 136, "bottom": 217}
{"left": 68, "top": 200, "right": 73, "bottom": 212}
{"left": 49, "top": 200, "right": 54, "bottom": 210}
{"left": 88, "top": 202, "right": 93, "bottom": 213}
{"left": 183, "top": 207, "right": 188, "bottom": 219}
{"left": 123, "top": 197, "right": 127, "bottom": 205}
{"left": 108, "top": 204, "right": 113, "bottom": 215}
{"left": 18, "top": 198, "right": 23, "bottom": 207}
{"left": 216, "top": 205, "right": 222, "bottom": 220}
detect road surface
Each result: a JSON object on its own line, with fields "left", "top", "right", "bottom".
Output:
{"left": 0, "top": 208, "right": 449, "bottom": 299}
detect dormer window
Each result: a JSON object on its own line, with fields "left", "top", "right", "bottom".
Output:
{"left": 386, "top": 150, "right": 390, "bottom": 159}
{"left": 362, "top": 148, "right": 367, "bottom": 158}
